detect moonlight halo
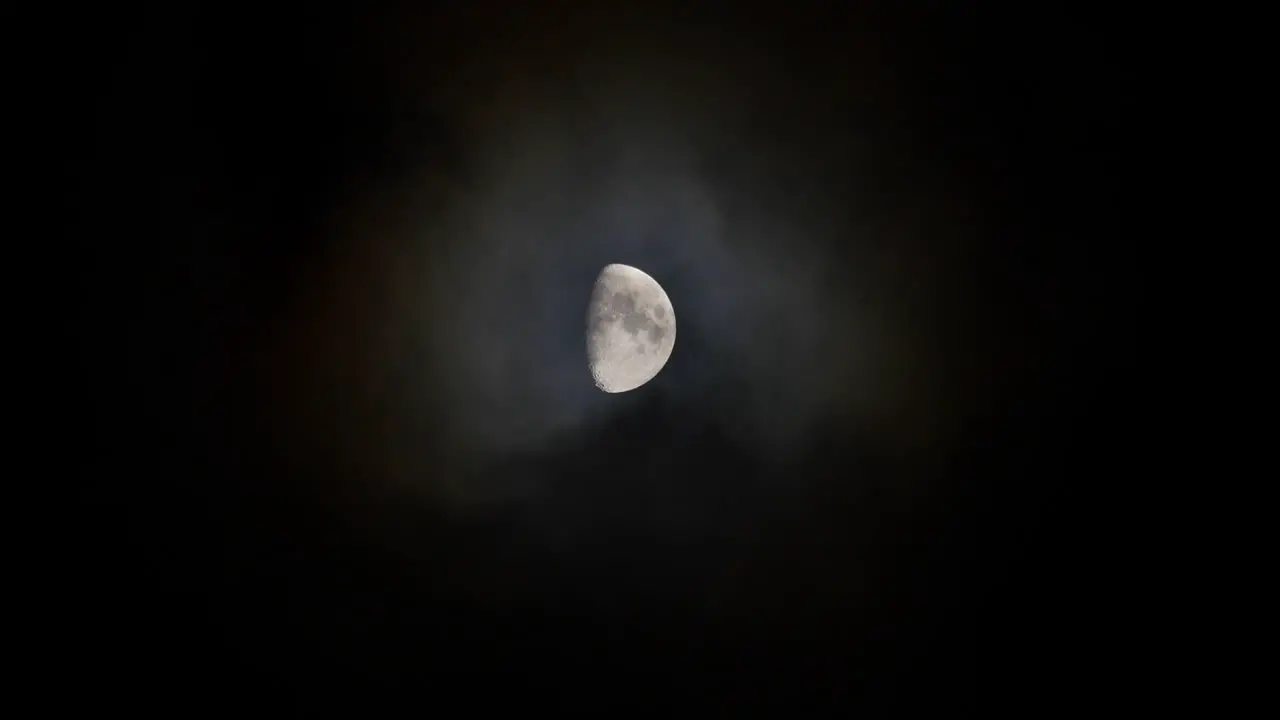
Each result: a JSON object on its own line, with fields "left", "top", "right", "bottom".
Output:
{"left": 586, "top": 264, "right": 676, "bottom": 393}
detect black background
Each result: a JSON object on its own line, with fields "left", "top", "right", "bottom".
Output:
{"left": 77, "top": 2, "right": 1144, "bottom": 712}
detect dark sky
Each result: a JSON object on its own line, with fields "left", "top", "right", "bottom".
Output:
{"left": 78, "top": 2, "right": 1144, "bottom": 711}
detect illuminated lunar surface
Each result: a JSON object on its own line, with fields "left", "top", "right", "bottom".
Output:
{"left": 586, "top": 264, "right": 676, "bottom": 393}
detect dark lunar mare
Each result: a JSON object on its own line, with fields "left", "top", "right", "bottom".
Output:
{"left": 589, "top": 285, "right": 664, "bottom": 348}
{"left": 621, "top": 307, "right": 655, "bottom": 336}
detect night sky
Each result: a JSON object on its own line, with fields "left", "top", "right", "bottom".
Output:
{"left": 78, "top": 2, "right": 1144, "bottom": 711}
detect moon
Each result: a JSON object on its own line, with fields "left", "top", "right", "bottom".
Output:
{"left": 586, "top": 264, "right": 677, "bottom": 393}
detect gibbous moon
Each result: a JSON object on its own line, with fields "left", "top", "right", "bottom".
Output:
{"left": 586, "top": 264, "right": 676, "bottom": 393}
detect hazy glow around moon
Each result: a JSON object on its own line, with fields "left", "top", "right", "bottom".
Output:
{"left": 586, "top": 264, "right": 676, "bottom": 393}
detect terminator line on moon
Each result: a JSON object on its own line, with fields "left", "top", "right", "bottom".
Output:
{"left": 586, "top": 264, "right": 676, "bottom": 393}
